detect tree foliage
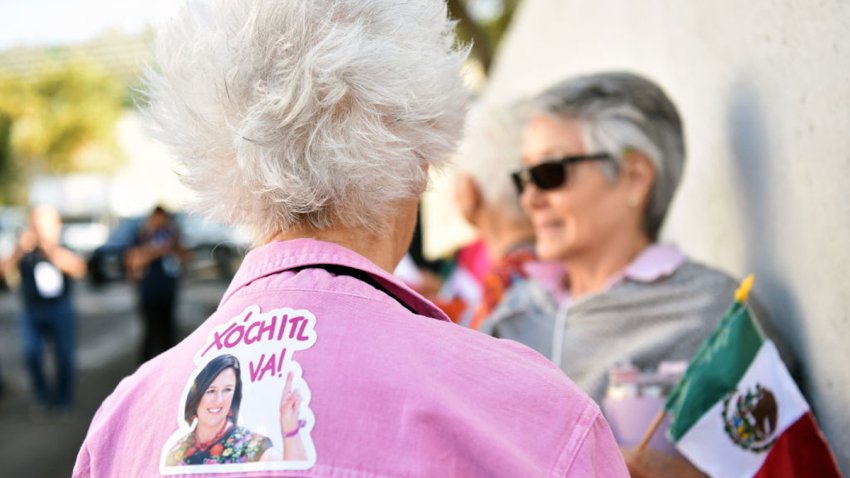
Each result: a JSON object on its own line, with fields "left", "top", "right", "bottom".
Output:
{"left": 448, "top": 0, "right": 521, "bottom": 74}
{"left": 0, "top": 61, "right": 124, "bottom": 203}
{"left": 0, "top": 113, "right": 16, "bottom": 203}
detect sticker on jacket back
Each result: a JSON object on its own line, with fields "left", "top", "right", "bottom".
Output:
{"left": 160, "top": 305, "right": 318, "bottom": 474}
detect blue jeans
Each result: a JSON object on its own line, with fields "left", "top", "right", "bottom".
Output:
{"left": 20, "top": 300, "right": 76, "bottom": 408}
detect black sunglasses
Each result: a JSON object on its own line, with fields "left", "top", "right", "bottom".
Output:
{"left": 511, "top": 153, "right": 612, "bottom": 195}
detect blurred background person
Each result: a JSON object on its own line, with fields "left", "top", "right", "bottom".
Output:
{"left": 74, "top": 1, "right": 627, "bottom": 476}
{"left": 395, "top": 208, "right": 488, "bottom": 325}
{"left": 3, "top": 205, "right": 86, "bottom": 415}
{"left": 391, "top": 208, "right": 456, "bottom": 304}
{"left": 425, "top": 236, "right": 489, "bottom": 325}
{"left": 0, "top": 266, "right": 5, "bottom": 401}
{"left": 126, "top": 205, "right": 186, "bottom": 362}
{"left": 452, "top": 101, "right": 555, "bottom": 356}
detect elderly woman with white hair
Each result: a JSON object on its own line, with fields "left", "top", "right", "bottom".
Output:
{"left": 452, "top": 102, "right": 555, "bottom": 355}
{"left": 512, "top": 72, "right": 747, "bottom": 476}
{"left": 73, "top": 1, "right": 628, "bottom": 477}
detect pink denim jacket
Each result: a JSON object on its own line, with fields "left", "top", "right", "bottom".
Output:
{"left": 74, "top": 239, "right": 627, "bottom": 477}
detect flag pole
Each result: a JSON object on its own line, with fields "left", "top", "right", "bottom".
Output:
{"left": 636, "top": 409, "right": 665, "bottom": 453}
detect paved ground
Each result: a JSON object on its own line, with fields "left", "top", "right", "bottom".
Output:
{"left": 0, "top": 276, "right": 230, "bottom": 477}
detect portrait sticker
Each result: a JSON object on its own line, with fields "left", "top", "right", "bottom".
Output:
{"left": 159, "top": 305, "right": 318, "bottom": 474}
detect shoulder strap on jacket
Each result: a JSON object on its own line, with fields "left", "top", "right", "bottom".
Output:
{"left": 290, "top": 264, "right": 417, "bottom": 314}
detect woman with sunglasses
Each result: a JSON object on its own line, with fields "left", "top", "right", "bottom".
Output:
{"left": 513, "top": 72, "right": 746, "bottom": 476}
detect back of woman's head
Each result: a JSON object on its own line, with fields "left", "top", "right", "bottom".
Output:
{"left": 455, "top": 101, "right": 529, "bottom": 222}
{"left": 531, "top": 72, "right": 685, "bottom": 240}
{"left": 146, "top": 0, "right": 469, "bottom": 241}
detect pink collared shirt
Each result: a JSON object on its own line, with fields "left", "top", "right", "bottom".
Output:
{"left": 74, "top": 239, "right": 627, "bottom": 477}
{"left": 526, "top": 244, "right": 687, "bottom": 307}
{"left": 603, "top": 244, "right": 686, "bottom": 288}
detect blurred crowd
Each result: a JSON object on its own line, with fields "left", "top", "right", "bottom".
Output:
{"left": 0, "top": 204, "right": 244, "bottom": 411}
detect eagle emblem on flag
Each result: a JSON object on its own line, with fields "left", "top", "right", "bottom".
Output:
{"left": 722, "top": 384, "right": 778, "bottom": 453}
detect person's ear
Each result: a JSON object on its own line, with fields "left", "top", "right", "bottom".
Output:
{"left": 454, "top": 174, "right": 483, "bottom": 226}
{"left": 620, "top": 150, "right": 655, "bottom": 209}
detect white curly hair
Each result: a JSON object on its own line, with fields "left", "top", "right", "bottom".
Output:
{"left": 145, "top": 0, "right": 469, "bottom": 242}
{"left": 455, "top": 101, "right": 528, "bottom": 221}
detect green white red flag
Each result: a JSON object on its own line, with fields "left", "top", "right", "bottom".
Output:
{"left": 663, "top": 276, "right": 843, "bottom": 477}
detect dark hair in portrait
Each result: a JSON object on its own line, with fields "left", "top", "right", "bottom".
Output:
{"left": 151, "top": 204, "right": 170, "bottom": 218}
{"left": 183, "top": 354, "right": 244, "bottom": 425}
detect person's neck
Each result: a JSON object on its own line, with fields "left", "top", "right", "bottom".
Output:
{"left": 478, "top": 212, "right": 536, "bottom": 263}
{"left": 195, "top": 419, "right": 228, "bottom": 445}
{"left": 267, "top": 223, "right": 405, "bottom": 273}
{"left": 565, "top": 233, "right": 651, "bottom": 300}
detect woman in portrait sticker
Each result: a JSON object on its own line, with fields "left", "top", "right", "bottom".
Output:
{"left": 165, "top": 354, "right": 307, "bottom": 466}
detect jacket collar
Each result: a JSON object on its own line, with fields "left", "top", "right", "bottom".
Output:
{"left": 221, "top": 238, "right": 450, "bottom": 322}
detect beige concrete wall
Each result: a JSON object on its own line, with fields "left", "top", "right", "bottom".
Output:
{"left": 485, "top": 0, "right": 850, "bottom": 470}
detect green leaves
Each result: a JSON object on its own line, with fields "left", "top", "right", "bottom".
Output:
{"left": 0, "top": 60, "right": 125, "bottom": 203}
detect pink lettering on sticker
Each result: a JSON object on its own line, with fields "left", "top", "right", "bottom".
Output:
{"left": 197, "top": 306, "right": 317, "bottom": 361}
{"left": 248, "top": 353, "right": 266, "bottom": 382}
{"left": 199, "top": 322, "right": 236, "bottom": 357}
{"left": 260, "top": 315, "right": 277, "bottom": 342}
{"left": 223, "top": 324, "right": 245, "bottom": 348}
{"left": 248, "top": 348, "right": 289, "bottom": 383}
{"left": 276, "top": 315, "right": 290, "bottom": 341}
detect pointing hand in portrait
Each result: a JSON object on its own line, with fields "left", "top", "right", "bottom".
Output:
{"left": 279, "top": 371, "right": 307, "bottom": 461}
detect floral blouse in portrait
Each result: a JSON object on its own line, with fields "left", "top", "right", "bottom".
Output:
{"left": 166, "top": 424, "right": 273, "bottom": 466}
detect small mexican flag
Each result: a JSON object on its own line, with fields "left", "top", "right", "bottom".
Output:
{"left": 664, "top": 275, "right": 842, "bottom": 477}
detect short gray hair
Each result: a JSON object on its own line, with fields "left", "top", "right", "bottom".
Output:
{"left": 145, "top": 0, "right": 469, "bottom": 241}
{"left": 455, "top": 101, "right": 528, "bottom": 221}
{"left": 529, "top": 72, "right": 685, "bottom": 240}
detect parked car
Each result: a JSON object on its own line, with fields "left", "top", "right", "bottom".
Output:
{"left": 86, "top": 216, "right": 145, "bottom": 285}
{"left": 60, "top": 216, "right": 110, "bottom": 257}
{"left": 87, "top": 213, "right": 249, "bottom": 286}
{"left": 176, "top": 213, "right": 250, "bottom": 279}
